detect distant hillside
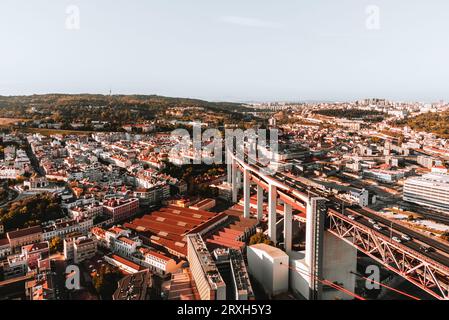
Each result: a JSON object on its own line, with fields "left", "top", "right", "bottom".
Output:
{"left": 313, "top": 108, "right": 386, "bottom": 122}
{"left": 0, "top": 94, "right": 253, "bottom": 126}
{"left": 0, "top": 94, "right": 248, "bottom": 114}
{"left": 398, "top": 111, "right": 449, "bottom": 138}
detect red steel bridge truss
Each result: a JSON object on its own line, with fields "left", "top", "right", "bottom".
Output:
{"left": 327, "top": 208, "right": 449, "bottom": 300}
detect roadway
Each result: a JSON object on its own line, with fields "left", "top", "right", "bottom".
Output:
{"left": 274, "top": 167, "right": 449, "bottom": 266}
{"left": 234, "top": 151, "right": 449, "bottom": 268}
{"left": 343, "top": 206, "right": 449, "bottom": 267}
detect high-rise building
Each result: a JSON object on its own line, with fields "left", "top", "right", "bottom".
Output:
{"left": 403, "top": 173, "right": 449, "bottom": 212}
{"left": 186, "top": 234, "right": 226, "bottom": 300}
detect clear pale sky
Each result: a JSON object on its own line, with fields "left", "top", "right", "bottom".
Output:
{"left": 1, "top": 0, "right": 448, "bottom": 102}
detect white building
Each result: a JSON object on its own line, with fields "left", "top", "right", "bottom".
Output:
{"left": 403, "top": 173, "right": 449, "bottom": 212}
{"left": 140, "top": 248, "right": 177, "bottom": 275}
{"left": 0, "top": 238, "right": 11, "bottom": 258}
{"left": 42, "top": 218, "right": 93, "bottom": 241}
{"left": 348, "top": 189, "right": 370, "bottom": 207}
{"left": 64, "top": 235, "right": 97, "bottom": 264}
{"left": 247, "top": 243, "right": 289, "bottom": 297}
{"left": 113, "top": 236, "right": 142, "bottom": 257}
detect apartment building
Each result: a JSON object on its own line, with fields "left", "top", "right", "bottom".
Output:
{"left": 186, "top": 233, "right": 226, "bottom": 300}
{"left": 403, "top": 173, "right": 449, "bottom": 212}
{"left": 7, "top": 226, "right": 43, "bottom": 253}
{"left": 64, "top": 235, "right": 97, "bottom": 264}
{"left": 103, "top": 198, "right": 139, "bottom": 223}
{"left": 139, "top": 247, "right": 178, "bottom": 275}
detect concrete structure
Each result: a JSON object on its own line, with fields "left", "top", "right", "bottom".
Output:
{"left": 267, "top": 184, "right": 277, "bottom": 244}
{"left": 348, "top": 189, "right": 369, "bottom": 207}
{"left": 213, "top": 248, "right": 255, "bottom": 300}
{"left": 21, "top": 242, "right": 49, "bottom": 269}
{"left": 113, "top": 270, "right": 153, "bottom": 300}
{"left": 186, "top": 233, "right": 226, "bottom": 300}
{"left": 7, "top": 226, "right": 43, "bottom": 253}
{"left": 104, "top": 254, "right": 144, "bottom": 274}
{"left": 227, "top": 150, "right": 357, "bottom": 300}
{"left": 247, "top": 243, "right": 289, "bottom": 297}
{"left": 103, "top": 197, "right": 139, "bottom": 223}
{"left": 189, "top": 198, "right": 216, "bottom": 211}
{"left": 403, "top": 173, "right": 449, "bottom": 212}
{"left": 64, "top": 235, "right": 97, "bottom": 264}
{"left": 141, "top": 248, "right": 178, "bottom": 275}
{"left": 1, "top": 254, "right": 28, "bottom": 280}
{"left": 0, "top": 238, "right": 11, "bottom": 258}
{"left": 229, "top": 249, "right": 255, "bottom": 300}
{"left": 243, "top": 169, "right": 251, "bottom": 218}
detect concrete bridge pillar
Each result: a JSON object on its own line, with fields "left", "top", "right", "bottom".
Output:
{"left": 290, "top": 197, "right": 356, "bottom": 300}
{"left": 227, "top": 152, "right": 232, "bottom": 184}
{"left": 236, "top": 170, "right": 242, "bottom": 190}
{"left": 257, "top": 185, "right": 264, "bottom": 221}
{"left": 284, "top": 203, "right": 292, "bottom": 254}
{"left": 268, "top": 184, "right": 277, "bottom": 244}
{"left": 243, "top": 169, "right": 251, "bottom": 218}
{"left": 231, "top": 160, "right": 238, "bottom": 203}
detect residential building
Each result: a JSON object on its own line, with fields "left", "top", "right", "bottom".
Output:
{"left": 0, "top": 238, "right": 11, "bottom": 258}
{"left": 139, "top": 247, "right": 178, "bottom": 275}
{"left": 64, "top": 235, "right": 97, "bottom": 264}
{"left": 7, "top": 226, "right": 43, "bottom": 252}
{"left": 186, "top": 233, "right": 226, "bottom": 300}
{"left": 1, "top": 254, "right": 28, "bottom": 280}
{"left": 103, "top": 197, "right": 139, "bottom": 223}
{"left": 21, "top": 242, "right": 50, "bottom": 269}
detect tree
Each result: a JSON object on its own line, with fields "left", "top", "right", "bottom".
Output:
{"left": 0, "top": 193, "right": 63, "bottom": 230}
{"left": 92, "top": 265, "right": 122, "bottom": 300}
{"left": 49, "top": 236, "right": 63, "bottom": 253}
{"left": 249, "top": 232, "right": 274, "bottom": 246}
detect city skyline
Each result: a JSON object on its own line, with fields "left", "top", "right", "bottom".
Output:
{"left": 1, "top": 0, "right": 449, "bottom": 102}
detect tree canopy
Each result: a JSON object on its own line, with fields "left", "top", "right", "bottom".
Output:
{"left": 0, "top": 193, "right": 63, "bottom": 230}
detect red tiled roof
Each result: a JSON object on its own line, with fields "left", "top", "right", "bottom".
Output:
{"left": 7, "top": 226, "right": 42, "bottom": 240}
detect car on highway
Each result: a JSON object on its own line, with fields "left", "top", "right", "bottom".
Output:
{"left": 373, "top": 224, "right": 383, "bottom": 231}
{"left": 401, "top": 234, "right": 412, "bottom": 241}
{"left": 368, "top": 218, "right": 376, "bottom": 224}
{"left": 348, "top": 215, "right": 358, "bottom": 220}
{"left": 392, "top": 236, "right": 402, "bottom": 243}
{"left": 420, "top": 246, "right": 435, "bottom": 253}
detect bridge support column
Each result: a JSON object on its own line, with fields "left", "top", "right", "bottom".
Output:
{"left": 321, "top": 231, "right": 357, "bottom": 300}
{"left": 227, "top": 153, "right": 232, "bottom": 184}
{"left": 257, "top": 185, "right": 264, "bottom": 221}
{"left": 305, "top": 198, "right": 327, "bottom": 300}
{"left": 243, "top": 169, "right": 251, "bottom": 219}
{"left": 236, "top": 170, "right": 242, "bottom": 190}
{"left": 290, "top": 198, "right": 357, "bottom": 300}
{"left": 283, "top": 203, "right": 292, "bottom": 254}
{"left": 268, "top": 184, "right": 277, "bottom": 244}
{"left": 231, "top": 160, "right": 238, "bottom": 203}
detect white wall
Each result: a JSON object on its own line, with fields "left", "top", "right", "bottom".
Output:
{"left": 247, "top": 244, "right": 289, "bottom": 296}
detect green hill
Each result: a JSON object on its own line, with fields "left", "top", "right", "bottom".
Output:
{"left": 401, "top": 111, "right": 449, "bottom": 138}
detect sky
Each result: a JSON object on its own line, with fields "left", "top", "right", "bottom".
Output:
{"left": 1, "top": 0, "right": 449, "bottom": 102}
